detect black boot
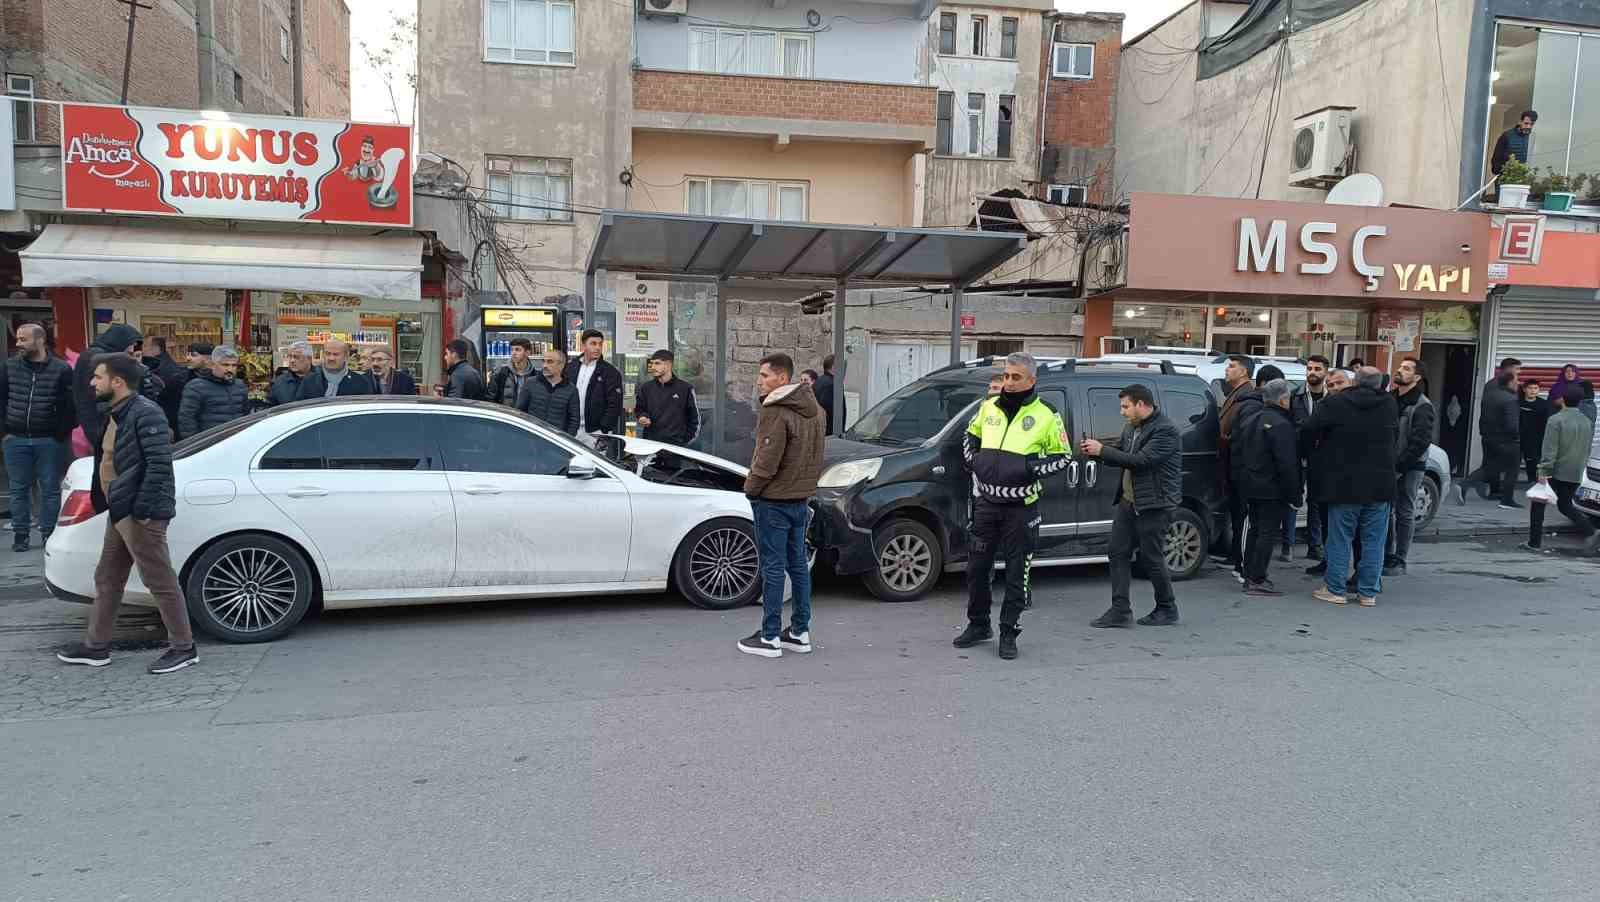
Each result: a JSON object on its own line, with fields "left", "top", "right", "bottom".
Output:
{"left": 1305, "top": 544, "right": 1324, "bottom": 561}
{"left": 1138, "top": 604, "right": 1179, "bottom": 626}
{"left": 952, "top": 621, "right": 993, "bottom": 648}
{"left": 998, "top": 627, "right": 1019, "bottom": 660}
{"left": 11, "top": 533, "right": 28, "bottom": 552}
{"left": 1090, "top": 607, "right": 1132, "bottom": 629}
{"left": 1305, "top": 560, "right": 1327, "bottom": 576}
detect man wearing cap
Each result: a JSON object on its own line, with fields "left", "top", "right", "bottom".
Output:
{"left": 633, "top": 349, "right": 700, "bottom": 447}
{"left": 177, "top": 345, "right": 248, "bottom": 439}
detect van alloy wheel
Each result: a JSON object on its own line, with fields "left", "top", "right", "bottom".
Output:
{"left": 878, "top": 532, "right": 934, "bottom": 595}
{"left": 1163, "top": 516, "right": 1204, "bottom": 575}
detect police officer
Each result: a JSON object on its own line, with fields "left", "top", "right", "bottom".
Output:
{"left": 953, "top": 353, "right": 1071, "bottom": 660}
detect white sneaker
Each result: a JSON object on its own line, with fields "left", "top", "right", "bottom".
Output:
{"left": 779, "top": 627, "right": 812, "bottom": 653}
{"left": 738, "top": 632, "right": 781, "bottom": 658}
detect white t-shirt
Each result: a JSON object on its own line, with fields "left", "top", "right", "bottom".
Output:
{"left": 576, "top": 359, "right": 597, "bottom": 433}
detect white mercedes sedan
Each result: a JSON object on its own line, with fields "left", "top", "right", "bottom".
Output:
{"left": 45, "top": 398, "right": 764, "bottom": 642}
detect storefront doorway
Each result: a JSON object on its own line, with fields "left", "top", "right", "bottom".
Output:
{"left": 1423, "top": 342, "right": 1477, "bottom": 476}
{"left": 1212, "top": 330, "right": 1272, "bottom": 356}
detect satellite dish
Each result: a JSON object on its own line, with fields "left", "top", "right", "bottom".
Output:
{"left": 1326, "top": 173, "right": 1384, "bottom": 207}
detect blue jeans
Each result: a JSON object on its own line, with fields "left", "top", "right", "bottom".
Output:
{"left": 753, "top": 500, "right": 810, "bottom": 641}
{"left": 1326, "top": 502, "right": 1390, "bottom": 598}
{"left": 4, "top": 435, "right": 62, "bottom": 535}
{"left": 1280, "top": 503, "right": 1298, "bottom": 547}
{"left": 1306, "top": 500, "right": 1324, "bottom": 547}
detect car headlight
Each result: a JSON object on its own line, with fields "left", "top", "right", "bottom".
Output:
{"left": 818, "top": 458, "right": 881, "bottom": 488}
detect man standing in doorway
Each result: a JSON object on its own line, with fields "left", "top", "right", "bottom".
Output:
{"left": 634, "top": 349, "right": 700, "bottom": 446}
{"left": 1385, "top": 357, "right": 1435, "bottom": 576}
{"left": 177, "top": 345, "right": 248, "bottom": 440}
{"left": 738, "top": 353, "right": 825, "bottom": 660}
{"left": 1457, "top": 357, "right": 1522, "bottom": 509}
{"left": 815, "top": 354, "right": 837, "bottom": 435}
{"left": 1, "top": 324, "right": 75, "bottom": 551}
{"left": 1490, "top": 110, "right": 1538, "bottom": 178}
{"left": 1304, "top": 367, "right": 1398, "bottom": 607}
{"left": 1082, "top": 383, "right": 1182, "bottom": 626}
{"left": 1217, "top": 354, "right": 1260, "bottom": 582}
{"left": 490, "top": 338, "right": 538, "bottom": 407}
{"left": 439, "top": 339, "right": 486, "bottom": 400}
{"left": 1237, "top": 379, "right": 1301, "bottom": 596}
{"left": 55, "top": 354, "right": 197, "bottom": 674}
{"left": 267, "top": 340, "right": 314, "bottom": 406}
{"left": 953, "top": 353, "right": 1071, "bottom": 659}
{"left": 566, "top": 329, "right": 623, "bottom": 447}
{"left": 295, "top": 338, "right": 376, "bottom": 400}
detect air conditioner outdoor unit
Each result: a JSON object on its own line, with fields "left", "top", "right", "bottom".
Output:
{"left": 642, "top": 0, "right": 687, "bottom": 16}
{"left": 1289, "top": 106, "right": 1354, "bottom": 186}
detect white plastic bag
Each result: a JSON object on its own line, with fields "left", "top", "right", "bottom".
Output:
{"left": 1527, "top": 481, "right": 1557, "bottom": 505}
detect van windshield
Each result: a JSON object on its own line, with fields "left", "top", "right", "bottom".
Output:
{"left": 844, "top": 378, "right": 987, "bottom": 446}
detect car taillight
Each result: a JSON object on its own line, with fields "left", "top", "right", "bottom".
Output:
{"left": 57, "top": 490, "right": 96, "bottom": 527}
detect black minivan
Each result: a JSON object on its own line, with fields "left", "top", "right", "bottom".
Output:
{"left": 812, "top": 357, "right": 1224, "bottom": 601}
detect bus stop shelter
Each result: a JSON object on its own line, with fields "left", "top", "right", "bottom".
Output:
{"left": 583, "top": 210, "right": 1028, "bottom": 456}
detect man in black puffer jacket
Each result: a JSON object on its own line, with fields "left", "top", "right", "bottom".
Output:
{"left": 0, "top": 323, "right": 76, "bottom": 550}
{"left": 516, "top": 348, "right": 580, "bottom": 435}
{"left": 73, "top": 323, "right": 145, "bottom": 448}
{"left": 142, "top": 336, "right": 189, "bottom": 432}
{"left": 55, "top": 353, "right": 196, "bottom": 675}
{"left": 177, "top": 345, "right": 248, "bottom": 439}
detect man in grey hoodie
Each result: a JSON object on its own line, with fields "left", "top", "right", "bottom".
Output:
{"left": 1524, "top": 385, "right": 1600, "bottom": 552}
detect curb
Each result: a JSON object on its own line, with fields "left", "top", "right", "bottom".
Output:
{"left": 1419, "top": 524, "right": 1578, "bottom": 541}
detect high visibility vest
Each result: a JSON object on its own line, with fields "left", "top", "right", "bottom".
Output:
{"left": 966, "top": 395, "right": 1070, "bottom": 504}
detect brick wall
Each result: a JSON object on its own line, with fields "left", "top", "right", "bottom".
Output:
{"left": 301, "top": 0, "right": 350, "bottom": 118}
{"left": 634, "top": 70, "right": 935, "bottom": 127}
{"left": 1040, "top": 14, "right": 1121, "bottom": 198}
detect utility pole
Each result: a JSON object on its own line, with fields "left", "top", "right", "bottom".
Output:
{"left": 115, "top": 0, "right": 155, "bottom": 104}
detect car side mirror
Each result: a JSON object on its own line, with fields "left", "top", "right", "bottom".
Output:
{"left": 565, "top": 457, "right": 598, "bottom": 480}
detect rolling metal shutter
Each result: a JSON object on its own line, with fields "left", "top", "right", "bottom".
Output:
{"left": 1492, "top": 290, "right": 1600, "bottom": 371}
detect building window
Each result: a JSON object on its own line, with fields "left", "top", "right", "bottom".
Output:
{"left": 970, "top": 16, "right": 987, "bottom": 56}
{"left": 6, "top": 74, "right": 34, "bottom": 142}
{"left": 689, "top": 28, "right": 810, "bottom": 77}
{"left": 485, "top": 156, "right": 574, "bottom": 221}
{"left": 1047, "top": 183, "right": 1087, "bottom": 205}
{"left": 232, "top": 71, "right": 244, "bottom": 103}
{"left": 936, "top": 91, "right": 953, "bottom": 155}
{"left": 1484, "top": 21, "right": 1600, "bottom": 186}
{"left": 280, "top": 25, "right": 292, "bottom": 62}
{"left": 1052, "top": 42, "right": 1094, "bottom": 79}
{"left": 938, "top": 12, "right": 956, "bottom": 55}
{"left": 485, "top": 0, "right": 575, "bottom": 66}
{"left": 685, "top": 178, "right": 807, "bottom": 221}
{"left": 966, "top": 93, "right": 984, "bottom": 155}
{"left": 1000, "top": 17, "right": 1017, "bottom": 59}
{"left": 997, "top": 94, "right": 1014, "bottom": 159}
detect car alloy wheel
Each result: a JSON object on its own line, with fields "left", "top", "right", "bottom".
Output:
{"left": 1416, "top": 476, "right": 1440, "bottom": 529}
{"left": 1163, "top": 515, "right": 1204, "bottom": 575}
{"left": 687, "top": 526, "right": 759, "bottom": 606}
{"left": 878, "top": 532, "right": 933, "bottom": 595}
{"left": 202, "top": 547, "right": 300, "bottom": 634}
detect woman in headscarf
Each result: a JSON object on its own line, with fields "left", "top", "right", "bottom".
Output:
{"left": 1550, "top": 364, "right": 1597, "bottom": 425}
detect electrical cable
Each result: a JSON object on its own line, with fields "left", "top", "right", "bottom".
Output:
{"left": 1250, "top": 39, "right": 1289, "bottom": 199}
{"left": 1189, "top": 41, "right": 1282, "bottom": 194}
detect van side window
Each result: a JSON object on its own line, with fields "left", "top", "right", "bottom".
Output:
{"left": 1164, "top": 390, "right": 1212, "bottom": 434}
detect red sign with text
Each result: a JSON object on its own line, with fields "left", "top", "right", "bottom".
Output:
{"left": 61, "top": 103, "right": 412, "bottom": 227}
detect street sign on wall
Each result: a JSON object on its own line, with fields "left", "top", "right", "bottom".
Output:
{"left": 60, "top": 103, "right": 413, "bottom": 227}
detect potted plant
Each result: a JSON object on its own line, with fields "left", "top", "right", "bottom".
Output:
{"left": 1541, "top": 169, "right": 1576, "bottom": 212}
{"left": 1573, "top": 172, "right": 1599, "bottom": 207}
{"left": 1498, "top": 156, "right": 1533, "bottom": 208}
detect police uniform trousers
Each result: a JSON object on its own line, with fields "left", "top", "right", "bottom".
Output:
{"left": 966, "top": 498, "right": 1037, "bottom": 630}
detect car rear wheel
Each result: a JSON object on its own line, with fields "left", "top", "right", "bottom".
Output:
{"left": 863, "top": 518, "right": 943, "bottom": 602}
{"left": 185, "top": 534, "right": 315, "bottom": 643}
{"left": 1416, "top": 475, "right": 1441, "bottom": 531}
{"left": 1162, "top": 507, "right": 1207, "bottom": 581}
{"left": 675, "top": 518, "right": 761, "bottom": 610}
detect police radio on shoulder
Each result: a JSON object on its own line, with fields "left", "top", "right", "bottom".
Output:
{"left": 818, "top": 458, "right": 882, "bottom": 488}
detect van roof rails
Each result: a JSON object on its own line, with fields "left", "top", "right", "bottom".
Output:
{"left": 1045, "top": 358, "right": 1176, "bottom": 376}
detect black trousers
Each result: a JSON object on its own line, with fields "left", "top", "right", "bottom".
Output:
{"left": 1529, "top": 478, "right": 1597, "bottom": 546}
{"left": 1468, "top": 438, "right": 1521, "bottom": 505}
{"left": 1244, "top": 499, "right": 1288, "bottom": 584}
{"left": 1109, "top": 502, "right": 1176, "bottom": 614}
{"left": 966, "top": 500, "right": 1035, "bottom": 630}
{"left": 1226, "top": 489, "right": 1247, "bottom": 567}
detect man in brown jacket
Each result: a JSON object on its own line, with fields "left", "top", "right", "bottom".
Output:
{"left": 738, "top": 352, "right": 825, "bottom": 659}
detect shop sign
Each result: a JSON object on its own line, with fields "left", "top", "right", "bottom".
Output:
{"left": 617, "top": 280, "right": 666, "bottom": 355}
{"left": 1237, "top": 218, "right": 1473, "bottom": 295}
{"left": 483, "top": 307, "right": 555, "bottom": 329}
{"left": 960, "top": 313, "right": 976, "bottom": 331}
{"left": 1376, "top": 311, "right": 1421, "bottom": 353}
{"left": 1496, "top": 214, "right": 1544, "bottom": 265}
{"left": 59, "top": 103, "right": 412, "bottom": 227}
{"left": 1422, "top": 306, "right": 1478, "bottom": 340}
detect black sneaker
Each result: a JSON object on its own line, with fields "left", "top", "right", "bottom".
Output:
{"left": 148, "top": 646, "right": 198, "bottom": 674}
{"left": 1305, "top": 561, "right": 1328, "bottom": 576}
{"left": 952, "top": 622, "right": 993, "bottom": 648}
{"left": 1277, "top": 544, "right": 1292, "bottom": 562}
{"left": 1244, "top": 581, "right": 1283, "bottom": 597}
{"left": 778, "top": 626, "right": 812, "bottom": 653}
{"left": 998, "top": 629, "right": 1019, "bottom": 660}
{"left": 1137, "top": 606, "right": 1180, "bottom": 626}
{"left": 1382, "top": 561, "right": 1407, "bottom": 577}
{"left": 56, "top": 643, "right": 110, "bottom": 667}
{"left": 737, "top": 632, "right": 781, "bottom": 658}
{"left": 11, "top": 533, "right": 28, "bottom": 552}
{"left": 1230, "top": 566, "right": 1245, "bottom": 584}
{"left": 1090, "top": 608, "right": 1133, "bottom": 629}
{"left": 1305, "top": 544, "right": 1324, "bottom": 561}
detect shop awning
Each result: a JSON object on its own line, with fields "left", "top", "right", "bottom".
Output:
{"left": 19, "top": 225, "right": 424, "bottom": 299}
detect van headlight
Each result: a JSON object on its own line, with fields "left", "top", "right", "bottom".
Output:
{"left": 818, "top": 458, "right": 881, "bottom": 488}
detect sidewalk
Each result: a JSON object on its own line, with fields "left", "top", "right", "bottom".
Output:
{"left": 1418, "top": 484, "right": 1588, "bottom": 541}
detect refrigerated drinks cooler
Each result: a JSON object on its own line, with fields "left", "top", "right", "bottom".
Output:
{"left": 479, "top": 305, "right": 565, "bottom": 371}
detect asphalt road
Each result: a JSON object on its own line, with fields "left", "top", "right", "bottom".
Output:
{"left": 3, "top": 533, "right": 1598, "bottom": 901}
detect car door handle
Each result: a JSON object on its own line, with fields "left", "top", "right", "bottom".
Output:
{"left": 462, "top": 485, "right": 502, "bottom": 495}
{"left": 1085, "top": 461, "right": 1098, "bottom": 487}
{"left": 932, "top": 465, "right": 946, "bottom": 475}
{"left": 285, "top": 487, "right": 328, "bottom": 498}
{"left": 1067, "top": 459, "right": 1080, "bottom": 488}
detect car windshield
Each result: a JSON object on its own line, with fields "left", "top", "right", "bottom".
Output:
{"left": 844, "top": 377, "right": 987, "bottom": 446}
